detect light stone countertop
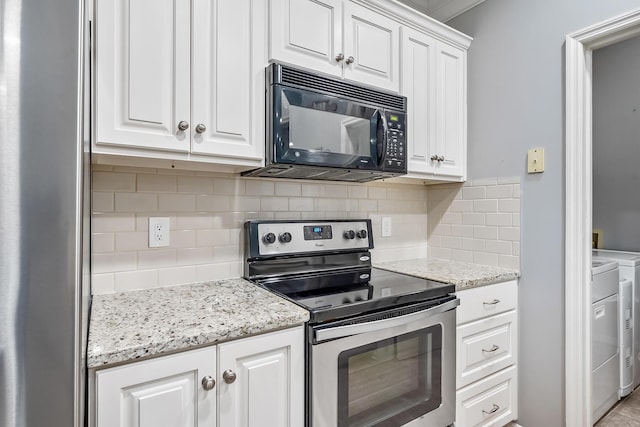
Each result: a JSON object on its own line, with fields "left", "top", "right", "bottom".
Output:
{"left": 374, "top": 258, "right": 520, "bottom": 290}
{"left": 87, "top": 278, "right": 309, "bottom": 368}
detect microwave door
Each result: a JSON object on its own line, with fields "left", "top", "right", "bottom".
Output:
{"left": 273, "top": 86, "right": 379, "bottom": 170}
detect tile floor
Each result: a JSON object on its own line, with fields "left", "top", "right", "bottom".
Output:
{"left": 596, "top": 391, "right": 640, "bottom": 426}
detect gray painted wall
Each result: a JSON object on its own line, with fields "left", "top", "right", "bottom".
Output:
{"left": 593, "top": 36, "right": 640, "bottom": 251}
{"left": 448, "top": 2, "right": 640, "bottom": 425}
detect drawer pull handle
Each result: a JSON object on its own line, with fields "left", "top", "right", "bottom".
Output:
{"left": 483, "top": 299, "right": 501, "bottom": 305}
{"left": 482, "top": 404, "right": 500, "bottom": 415}
{"left": 482, "top": 344, "right": 500, "bottom": 353}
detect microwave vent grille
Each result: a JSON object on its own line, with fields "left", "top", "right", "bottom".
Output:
{"left": 242, "top": 164, "right": 399, "bottom": 182}
{"left": 279, "top": 65, "right": 406, "bottom": 111}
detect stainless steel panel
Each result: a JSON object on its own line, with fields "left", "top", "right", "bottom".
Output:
{"left": 0, "top": 0, "right": 85, "bottom": 426}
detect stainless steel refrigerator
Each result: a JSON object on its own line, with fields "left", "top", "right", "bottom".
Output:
{"left": 1, "top": 0, "right": 89, "bottom": 426}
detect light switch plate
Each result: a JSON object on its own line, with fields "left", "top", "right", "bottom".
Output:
{"left": 381, "top": 217, "right": 392, "bottom": 237}
{"left": 527, "top": 148, "right": 545, "bottom": 173}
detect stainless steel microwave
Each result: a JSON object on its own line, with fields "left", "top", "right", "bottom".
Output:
{"left": 242, "top": 63, "right": 407, "bottom": 183}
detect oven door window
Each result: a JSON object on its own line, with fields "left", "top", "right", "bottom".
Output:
{"left": 337, "top": 326, "right": 442, "bottom": 427}
{"left": 272, "top": 86, "right": 383, "bottom": 169}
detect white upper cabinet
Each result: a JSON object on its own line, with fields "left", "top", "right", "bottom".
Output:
{"left": 95, "top": 0, "right": 265, "bottom": 168}
{"left": 401, "top": 24, "right": 468, "bottom": 181}
{"left": 270, "top": 0, "right": 400, "bottom": 92}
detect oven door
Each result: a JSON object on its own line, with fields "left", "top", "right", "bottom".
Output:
{"left": 309, "top": 298, "right": 458, "bottom": 427}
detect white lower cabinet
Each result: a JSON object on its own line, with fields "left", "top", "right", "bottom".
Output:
{"left": 93, "top": 326, "right": 303, "bottom": 427}
{"left": 455, "top": 280, "right": 518, "bottom": 427}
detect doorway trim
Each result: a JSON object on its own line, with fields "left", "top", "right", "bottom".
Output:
{"left": 565, "top": 8, "right": 640, "bottom": 426}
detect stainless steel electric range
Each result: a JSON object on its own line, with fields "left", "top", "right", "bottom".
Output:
{"left": 244, "top": 219, "right": 458, "bottom": 427}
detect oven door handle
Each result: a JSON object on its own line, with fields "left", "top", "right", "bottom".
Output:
{"left": 314, "top": 298, "right": 460, "bottom": 342}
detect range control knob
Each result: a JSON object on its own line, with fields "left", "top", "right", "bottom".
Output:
{"left": 343, "top": 230, "right": 356, "bottom": 240}
{"left": 262, "top": 232, "right": 276, "bottom": 244}
{"left": 356, "top": 229, "right": 368, "bottom": 239}
{"left": 279, "top": 232, "right": 292, "bottom": 243}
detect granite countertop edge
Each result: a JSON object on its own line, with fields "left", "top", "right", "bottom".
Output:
{"left": 373, "top": 258, "right": 521, "bottom": 291}
{"left": 87, "top": 278, "right": 309, "bottom": 369}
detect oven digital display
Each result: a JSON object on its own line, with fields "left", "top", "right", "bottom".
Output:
{"left": 303, "top": 225, "right": 333, "bottom": 240}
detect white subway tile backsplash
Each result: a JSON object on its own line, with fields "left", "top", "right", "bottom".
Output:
{"left": 114, "top": 231, "right": 148, "bottom": 252}
{"left": 486, "top": 185, "right": 513, "bottom": 199}
{"left": 115, "top": 193, "right": 158, "bottom": 212}
{"left": 462, "top": 212, "right": 486, "bottom": 225}
{"left": 261, "top": 197, "right": 290, "bottom": 212}
{"left": 324, "top": 184, "right": 348, "bottom": 198}
{"left": 214, "top": 177, "right": 245, "bottom": 195}
{"left": 158, "top": 266, "right": 198, "bottom": 286}
{"left": 92, "top": 273, "right": 115, "bottom": 294}
{"left": 92, "top": 252, "right": 137, "bottom": 274}
{"left": 498, "top": 255, "right": 519, "bottom": 270}
{"left": 93, "top": 192, "right": 114, "bottom": 212}
{"left": 498, "top": 199, "right": 520, "bottom": 213}
{"left": 428, "top": 177, "right": 520, "bottom": 269}
{"left": 138, "top": 249, "right": 177, "bottom": 269}
{"left": 245, "top": 180, "right": 274, "bottom": 196}
{"left": 92, "top": 168, "right": 518, "bottom": 294}
{"left": 485, "top": 240, "right": 513, "bottom": 255}
{"left": 137, "top": 174, "right": 177, "bottom": 193}
{"left": 114, "top": 269, "right": 158, "bottom": 292}
{"left": 92, "top": 233, "right": 114, "bottom": 253}
{"left": 93, "top": 172, "right": 136, "bottom": 192}
{"left": 462, "top": 186, "right": 486, "bottom": 200}
{"left": 486, "top": 213, "right": 512, "bottom": 226}
{"left": 451, "top": 225, "right": 475, "bottom": 238}
{"left": 177, "top": 247, "right": 214, "bottom": 266}
{"left": 93, "top": 213, "right": 136, "bottom": 233}
{"left": 473, "top": 199, "right": 498, "bottom": 213}
{"left": 275, "top": 182, "right": 301, "bottom": 197}
{"left": 474, "top": 226, "right": 498, "bottom": 240}
{"left": 160, "top": 194, "right": 196, "bottom": 212}
{"left": 177, "top": 175, "right": 214, "bottom": 194}
{"left": 197, "top": 195, "right": 231, "bottom": 212}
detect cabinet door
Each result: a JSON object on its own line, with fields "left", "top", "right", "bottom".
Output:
{"left": 434, "top": 42, "right": 466, "bottom": 178}
{"left": 270, "top": 0, "right": 343, "bottom": 77}
{"left": 96, "top": 0, "right": 190, "bottom": 152}
{"left": 95, "top": 347, "right": 217, "bottom": 427}
{"left": 191, "top": 0, "right": 265, "bottom": 163}
{"left": 218, "top": 327, "right": 304, "bottom": 427}
{"left": 343, "top": 2, "right": 400, "bottom": 92}
{"left": 401, "top": 27, "right": 437, "bottom": 175}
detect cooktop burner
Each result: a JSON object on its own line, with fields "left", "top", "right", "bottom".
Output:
{"left": 244, "top": 219, "right": 455, "bottom": 323}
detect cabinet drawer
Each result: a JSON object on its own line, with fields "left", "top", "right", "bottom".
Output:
{"left": 457, "top": 311, "right": 517, "bottom": 388}
{"left": 456, "top": 365, "right": 518, "bottom": 427}
{"left": 457, "top": 280, "right": 517, "bottom": 325}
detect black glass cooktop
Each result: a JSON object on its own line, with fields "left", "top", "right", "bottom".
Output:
{"left": 257, "top": 267, "right": 455, "bottom": 323}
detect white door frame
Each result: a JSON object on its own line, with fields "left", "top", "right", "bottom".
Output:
{"left": 565, "top": 8, "right": 640, "bottom": 426}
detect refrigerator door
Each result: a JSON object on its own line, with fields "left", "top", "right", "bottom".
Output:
{"left": 1, "top": 0, "right": 86, "bottom": 426}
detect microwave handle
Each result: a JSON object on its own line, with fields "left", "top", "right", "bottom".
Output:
{"left": 375, "top": 109, "right": 388, "bottom": 164}
{"left": 313, "top": 298, "right": 460, "bottom": 342}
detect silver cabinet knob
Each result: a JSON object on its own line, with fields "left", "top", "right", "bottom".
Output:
{"left": 345, "top": 56, "right": 355, "bottom": 65}
{"left": 335, "top": 53, "right": 345, "bottom": 62}
{"left": 195, "top": 123, "right": 207, "bottom": 134}
{"left": 223, "top": 369, "right": 237, "bottom": 384}
{"left": 201, "top": 376, "right": 216, "bottom": 391}
{"left": 430, "top": 155, "right": 439, "bottom": 161}
{"left": 178, "top": 120, "right": 189, "bottom": 131}
{"left": 438, "top": 155, "right": 445, "bottom": 162}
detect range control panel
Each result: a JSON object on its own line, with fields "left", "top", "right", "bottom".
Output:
{"left": 245, "top": 220, "right": 373, "bottom": 258}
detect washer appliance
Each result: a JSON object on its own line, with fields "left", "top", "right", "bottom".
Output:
{"left": 593, "top": 249, "right": 640, "bottom": 391}
{"left": 591, "top": 259, "right": 620, "bottom": 423}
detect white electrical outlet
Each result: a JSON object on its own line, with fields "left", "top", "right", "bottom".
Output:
{"left": 149, "top": 217, "right": 170, "bottom": 248}
{"left": 381, "top": 217, "right": 392, "bottom": 237}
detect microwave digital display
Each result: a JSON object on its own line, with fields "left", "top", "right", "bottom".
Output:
{"left": 304, "top": 225, "right": 333, "bottom": 240}
{"left": 390, "top": 115, "right": 399, "bottom": 122}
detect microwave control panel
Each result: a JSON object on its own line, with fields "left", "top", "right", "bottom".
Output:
{"left": 384, "top": 112, "right": 406, "bottom": 171}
